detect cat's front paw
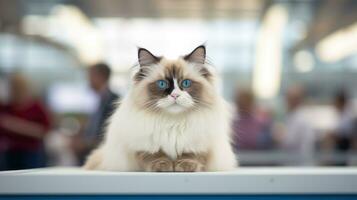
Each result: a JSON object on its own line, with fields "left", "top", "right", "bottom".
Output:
{"left": 150, "top": 158, "right": 174, "bottom": 172}
{"left": 174, "top": 159, "right": 205, "bottom": 172}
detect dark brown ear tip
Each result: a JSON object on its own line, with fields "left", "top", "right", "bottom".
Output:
{"left": 183, "top": 45, "right": 206, "bottom": 62}
{"left": 137, "top": 48, "right": 162, "bottom": 68}
{"left": 195, "top": 45, "right": 206, "bottom": 51}
{"left": 138, "top": 48, "right": 159, "bottom": 59}
{"left": 193, "top": 45, "right": 206, "bottom": 55}
{"left": 138, "top": 47, "right": 149, "bottom": 55}
{"left": 137, "top": 48, "right": 143, "bottom": 57}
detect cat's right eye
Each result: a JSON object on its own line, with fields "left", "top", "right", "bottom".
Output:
{"left": 156, "top": 80, "right": 169, "bottom": 90}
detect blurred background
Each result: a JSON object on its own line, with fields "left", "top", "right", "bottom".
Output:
{"left": 0, "top": 0, "right": 357, "bottom": 170}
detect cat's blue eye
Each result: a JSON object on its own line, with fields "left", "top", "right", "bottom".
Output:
{"left": 181, "top": 79, "right": 192, "bottom": 88}
{"left": 156, "top": 80, "right": 169, "bottom": 90}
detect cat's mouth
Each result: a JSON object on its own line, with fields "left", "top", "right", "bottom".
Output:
{"left": 165, "top": 104, "right": 186, "bottom": 113}
{"left": 156, "top": 97, "right": 194, "bottom": 113}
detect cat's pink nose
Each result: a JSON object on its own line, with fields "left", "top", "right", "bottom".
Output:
{"left": 170, "top": 93, "right": 180, "bottom": 99}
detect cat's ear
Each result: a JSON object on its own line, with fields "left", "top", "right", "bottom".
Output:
{"left": 138, "top": 48, "right": 161, "bottom": 67}
{"left": 184, "top": 45, "right": 206, "bottom": 64}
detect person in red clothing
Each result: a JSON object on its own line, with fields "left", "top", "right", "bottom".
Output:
{"left": 0, "top": 73, "right": 51, "bottom": 170}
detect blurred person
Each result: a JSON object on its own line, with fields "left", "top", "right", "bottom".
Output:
{"left": 280, "top": 85, "right": 315, "bottom": 165}
{"left": 0, "top": 76, "right": 7, "bottom": 169}
{"left": 351, "top": 118, "right": 357, "bottom": 155}
{"left": 332, "top": 90, "right": 355, "bottom": 151}
{"left": 73, "top": 62, "right": 119, "bottom": 164}
{"left": 232, "top": 88, "right": 273, "bottom": 151}
{"left": 0, "top": 73, "right": 51, "bottom": 170}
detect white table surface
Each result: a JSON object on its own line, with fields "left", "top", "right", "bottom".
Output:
{"left": 0, "top": 167, "right": 357, "bottom": 194}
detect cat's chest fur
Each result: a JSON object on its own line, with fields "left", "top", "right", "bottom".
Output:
{"left": 106, "top": 102, "right": 224, "bottom": 159}
{"left": 134, "top": 116, "right": 212, "bottom": 159}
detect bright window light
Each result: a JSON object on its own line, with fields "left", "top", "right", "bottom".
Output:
{"left": 252, "top": 4, "right": 288, "bottom": 99}
{"left": 316, "top": 22, "right": 357, "bottom": 63}
{"left": 294, "top": 50, "right": 315, "bottom": 73}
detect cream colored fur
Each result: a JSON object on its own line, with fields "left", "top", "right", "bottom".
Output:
{"left": 84, "top": 53, "right": 237, "bottom": 171}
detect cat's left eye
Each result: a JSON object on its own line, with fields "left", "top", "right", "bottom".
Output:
{"left": 181, "top": 79, "right": 192, "bottom": 88}
{"left": 156, "top": 80, "right": 169, "bottom": 90}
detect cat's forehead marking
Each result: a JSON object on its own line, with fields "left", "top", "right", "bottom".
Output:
{"left": 161, "top": 59, "right": 212, "bottom": 82}
{"left": 162, "top": 61, "right": 184, "bottom": 80}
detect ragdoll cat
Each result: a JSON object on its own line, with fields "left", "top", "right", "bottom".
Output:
{"left": 84, "top": 45, "right": 237, "bottom": 172}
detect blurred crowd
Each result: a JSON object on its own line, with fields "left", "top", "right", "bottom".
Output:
{"left": 0, "top": 63, "right": 357, "bottom": 170}
{"left": 0, "top": 63, "right": 119, "bottom": 170}
{"left": 232, "top": 85, "right": 357, "bottom": 166}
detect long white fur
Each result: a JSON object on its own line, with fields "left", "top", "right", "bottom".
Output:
{"left": 87, "top": 59, "right": 238, "bottom": 171}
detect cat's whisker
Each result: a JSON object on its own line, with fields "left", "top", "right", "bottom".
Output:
{"left": 191, "top": 97, "right": 212, "bottom": 109}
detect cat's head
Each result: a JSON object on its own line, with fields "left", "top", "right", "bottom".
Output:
{"left": 131, "top": 45, "right": 217, "bottom": 115}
